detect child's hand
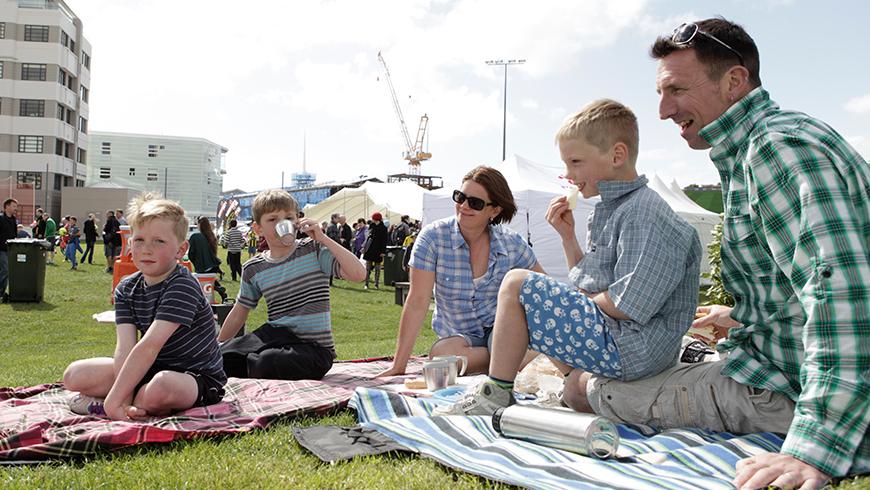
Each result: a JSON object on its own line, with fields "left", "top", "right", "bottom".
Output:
{"left": 297, "top": 218, "right": 323, "bottom": 241}
{"left": 104, "top": 401, "right": 129, "bottom": 421}
{"left": 546, "top": 196, "right": 575, "bottom": 238}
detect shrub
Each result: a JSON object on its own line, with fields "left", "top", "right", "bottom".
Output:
{"left": 701, "top": 215, "right": 734, "bottom": 306}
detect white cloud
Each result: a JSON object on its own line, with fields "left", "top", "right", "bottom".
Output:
{"left": 844, "top": 94, "right": 870, "bottom": 114}
{"left": 521, "top": 99, "right": 540, "bottom": 110}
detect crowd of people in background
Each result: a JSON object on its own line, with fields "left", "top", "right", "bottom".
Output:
{"left": 3, "top": 195, "right": 421, "bottom": 288}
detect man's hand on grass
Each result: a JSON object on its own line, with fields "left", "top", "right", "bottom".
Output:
{"left": 734, "top": 452, "right": 830, "bottom": 490}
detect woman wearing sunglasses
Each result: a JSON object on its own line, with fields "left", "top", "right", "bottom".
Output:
{"left": 378, "top": 166, "right": 544, "bottom": 377}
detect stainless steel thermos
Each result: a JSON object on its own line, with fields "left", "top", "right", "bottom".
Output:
{"left": 492, "top": 405, "right": 619, "bottom": 458}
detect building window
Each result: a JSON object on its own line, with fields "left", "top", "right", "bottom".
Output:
{"left": 101, "top": 142, "right": 111, "bottom": 155}
{"left": 69, "top": 39, "right": 75, "bottom": 53}
{"left": 129, "top": 167, "right": 136, "bottom": 176}
{"left": 79, "top": 85, "right": 89, "bottom": 102}
{"left": 78, "top": 116, "right": 87, "bottom": 133}
{"left": 77, "top": 148, "right": 86, "bottom": 163}
{"left": 56, "top": 103, "right": 64, "bottom": 120}
{"left": 53, "top": 174, "right": 62, "bottom": 191}
{"left": 148, "top": 144, "right": 158, "bottom": 158}
{"left": 99, "top": 167, "right": 111, "bottom": 179}
{"left": 0, "top": 23, "right": 5, "bottom": 39}
{"left": 21, "top": 64, "right": 47, "bottom": 81}
{"left": 147, "top": 168, "right": 159, "bottom": 182}
{"left": 16, "top": 171, "right": 42, "bottom": 190}
{"left": 20, "top": 99, "right": 45, "bottom": 117}
{"left": 0, "top": 61, "right": 3, "bottom": 79}
{"left": 24, "top": 25, "right": 49, "bottom": 42}
{"left": 65, "top": 142, "right": 73, "bottom": 158}
{"left": 60, "top": 30, "right": 68, "bottom": 47}
{"left": 18, "top": 135, "right": 43, "bottom": 153}
{"left": 76, "top": 179, "right": 84, "bottom": 188}
{"left": 55, "top": 139, "right": 63, "bottom": 156}
{"left": 82, "top": 52, "right": 90, "bottom": 69}
{"left": 65, "top": 107, "right": 73, "bottom": 125}
{"left": 58, "top": 69, "right": 67, "bottom": 86}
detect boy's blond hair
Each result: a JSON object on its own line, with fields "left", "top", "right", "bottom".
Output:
{"left": 126, "top": 192, "right": 189, "bottom": 243}
{"left": 251, "top": 189, "right": 298, "bottom": 224}
{"left": 556, "top": 98, "right": 639, "bottom": 166}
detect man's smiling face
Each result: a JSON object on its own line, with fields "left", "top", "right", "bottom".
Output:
{"left": 656, "top": 48, "right": 733, "bottom": 150}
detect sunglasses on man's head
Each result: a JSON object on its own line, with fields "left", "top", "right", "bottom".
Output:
{"left": 671, "top": 22, "right": 745, "bottom": 67}
{"left": 452, "top": 189, "right": 495, "bottom": 211}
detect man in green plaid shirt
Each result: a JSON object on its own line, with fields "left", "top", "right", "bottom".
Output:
{"left": 562, "top": 17, "right": 868, "bottom": 490}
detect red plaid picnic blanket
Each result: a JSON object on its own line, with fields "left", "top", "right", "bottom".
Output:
{"left": 0, "top": 357, "right": 421, "bottom": 462}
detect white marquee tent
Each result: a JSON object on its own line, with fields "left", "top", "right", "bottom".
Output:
{"left": 302, "top": 180, "right": 428, "bottom": 225}
{"left": 646, "top": 174, "right": 721, "bottom": 277}
{"left": 422, "top": 155, "right": 721, "bottom": 284}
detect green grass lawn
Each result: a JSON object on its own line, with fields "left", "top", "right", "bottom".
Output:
{"left": 0, "top": 245, "right": 866, "bottom": 489}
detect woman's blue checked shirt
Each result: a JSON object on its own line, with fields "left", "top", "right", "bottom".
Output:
{"left": 409, "top": 216, "right": 537, "bottom": 339}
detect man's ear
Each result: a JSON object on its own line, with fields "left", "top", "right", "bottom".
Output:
{"left": 611, "top": 142, "right": 629, "bottom": 168}
{"left": 723, "top": 65, "right": 750, "bottom": 101}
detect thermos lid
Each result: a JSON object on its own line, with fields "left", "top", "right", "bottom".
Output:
{"left": 491, "top": 407, "right": 506, "bottom": 433}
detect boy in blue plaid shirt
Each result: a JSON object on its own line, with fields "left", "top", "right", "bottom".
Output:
{"left": 437, "top": 99, "right": 702, "bottom": 416}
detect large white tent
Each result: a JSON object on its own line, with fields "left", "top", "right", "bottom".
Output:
{"left": 302, "top": 180, "right": 427, "bottom": 225}
{"left": 422, "top": 155, "right": 721, "bottom": 284}
{"left": 647, "top": 174, "right": 721, "bottom": 277}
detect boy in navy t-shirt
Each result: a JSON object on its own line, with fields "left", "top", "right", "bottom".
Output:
{"left": 64, "top": 193, "right": 226, "bottom": 420}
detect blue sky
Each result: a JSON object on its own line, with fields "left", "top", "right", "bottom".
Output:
{"left": 72, "top": 0, "right": 870, "bottom": 192}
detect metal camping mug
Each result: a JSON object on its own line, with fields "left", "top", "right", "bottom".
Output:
{"left": 422, "top": 359, "right": 450, "bottom": 391}
{"left": 431, "top": 355, "right": 468, "bottom": 385}
{"left": 492, "top": 405, "right": 619, "bottom": 459}
{"left": 275, "top": 219, "right": 295, "bottom": 246}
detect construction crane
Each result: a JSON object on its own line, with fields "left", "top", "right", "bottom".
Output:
{"left": 377, "top": 51, "right": 431, "bottom": 175}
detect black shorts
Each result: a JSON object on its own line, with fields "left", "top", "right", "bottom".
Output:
{"left": 136, "top": 363, "right": 226, "bottom": 407}
{"left": 220, "top": 323, "right": 335, "bottom": 381}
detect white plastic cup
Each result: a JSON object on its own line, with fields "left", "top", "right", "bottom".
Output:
{"left": 275, "top": 219, "right": 295, "bottom": 246}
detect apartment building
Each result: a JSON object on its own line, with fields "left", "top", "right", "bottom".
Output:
{"left": 86, "top": 131, "right": 227, "bottom": 218}
{"left": 0, "top": 0, "right": 91, "bottom": 222}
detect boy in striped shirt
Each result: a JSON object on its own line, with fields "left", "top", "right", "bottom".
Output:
{"left": 64, "top": 193, "right": 226, "bottom": 420}
{"left": 217, "top": 189, "right": 366, "bottom": 380}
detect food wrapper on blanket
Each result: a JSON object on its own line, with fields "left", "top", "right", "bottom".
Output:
{"left": 514, "top": 355, "right": 565, "bottom": 407}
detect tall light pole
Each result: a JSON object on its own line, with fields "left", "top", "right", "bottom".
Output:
{"left": 486, "top": 59, "right": 525, "bottom": 162}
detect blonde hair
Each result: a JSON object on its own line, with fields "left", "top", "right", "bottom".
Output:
{"left": 251, "top": 188, "right": 298, "bottom": 223}
{"left": 126, "top": 192, "right": 189, "bottom": 243}
{"left": 555, "top": 98, "right": 639, "bottom": 166}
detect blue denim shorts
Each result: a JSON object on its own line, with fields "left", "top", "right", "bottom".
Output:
{"left": 519, "top": 272, "right": 623, "bottom": 378}
{"left": 461, "top": 328, "right": 493, "bottom": 350}
{"left": 431, "top": 328, "right": 494, "bottom": 353}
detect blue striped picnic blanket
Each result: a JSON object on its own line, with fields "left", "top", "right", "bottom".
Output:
{"left": 350, "top": 387, "right": 785, "bottom": 490}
